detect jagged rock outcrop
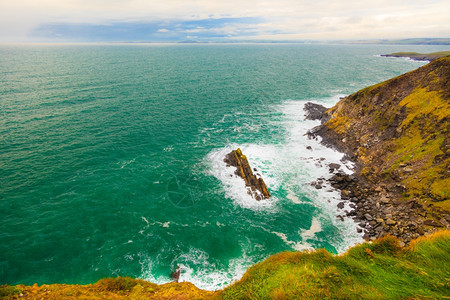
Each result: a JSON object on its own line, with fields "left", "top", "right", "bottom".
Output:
{"left": 308, "top": 57, "right": 450, "bottom": 243}
{"left": 170, "top": 266, "right": 181, "bottom": 283}
{"left": 224, "top": 148, "right": 271, "bottom": 200}
{"left": 304, "top": 102, "right": 329, "bottom": 122}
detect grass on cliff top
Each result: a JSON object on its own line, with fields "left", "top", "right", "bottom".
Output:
{"left": 220, "top": 230, "right": 450, "bottom": 299}
{"left": 3, "top": 231, "right": 448, "bottom": 299}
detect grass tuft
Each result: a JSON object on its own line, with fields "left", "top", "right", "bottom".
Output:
{"left": 94, "top": 276, "right": 138, "bottom": 292}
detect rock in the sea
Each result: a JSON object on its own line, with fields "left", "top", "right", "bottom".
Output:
{"left": 328, "top": 163, "right": 341, "bottom": 172}
{"left": 170, "top": 266, "right": 181, "bottom": 283}
{"left": 224, "top": 148, "right": 271, "bottom": 200}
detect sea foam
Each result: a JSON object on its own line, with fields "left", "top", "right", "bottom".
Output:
{"left": 207, "top": 97, "right": 363, "bottom": 253}
{"left": 143, "top": 96, "right": 364, "bottom": 291}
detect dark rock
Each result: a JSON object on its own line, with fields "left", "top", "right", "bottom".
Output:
{"left": 417, "top": 227, "right": 425, "bottom": 235}
{"left": 304, "top": 102, "right": 328, "bottom": 121}
{"left": 306, "top": 146, "right": 312, "bottom": 150}
{"left": 328, "top": 163, "right": 341, "bottom": 172}
{"left": 347, "top": 210, "right": 356, "bottom": 216}
{"left": 170, "top": 266, "right": 181, "bottom": 283}
{"left": 423, "top": 219, "right": 443, "bottom": 227}
{"left": 307, "top": 125, "right": 322, "bottom": 137}
{"left": 337, "top": 202, "right": 345, "bottom": 209}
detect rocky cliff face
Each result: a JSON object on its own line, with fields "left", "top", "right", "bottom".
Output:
{"left": 310, "top": 57, "right": 449, "bottom": 243}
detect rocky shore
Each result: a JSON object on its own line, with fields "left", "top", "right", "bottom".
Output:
{"left": 306, "top": 103, "right": 446, "bottom": 245}
{"left": 304, "top": 57, "right": 450, "bottom": 244}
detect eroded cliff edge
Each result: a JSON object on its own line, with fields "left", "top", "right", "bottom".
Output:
{"left": 309, "top": 56, "right": 449, "bottom": 244}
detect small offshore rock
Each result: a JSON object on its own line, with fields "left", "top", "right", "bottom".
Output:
{"left": 337, "top": 202, "right": 345, "bottom": 209}
{"left": 329, "top": 163, "right": 341, "bottom": 169}
{"left": 224, "top": 148, "right": 270, "bottom": 200}
{"left": 170, "top": 266, "right": 182, "bottom": 282}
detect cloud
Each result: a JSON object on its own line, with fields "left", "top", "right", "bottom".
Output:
{"left": 0, "top": 0, "right": 449, "bottom": 42}
{"left": 29, "top": 18, "right": 264, "bottom": 42}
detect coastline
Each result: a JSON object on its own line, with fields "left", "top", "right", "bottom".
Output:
{"left": 305, "top": 57, "right": 449, "bottom": 245}
{"left": 381, "top": 51, "right": 450, "bottom": 62}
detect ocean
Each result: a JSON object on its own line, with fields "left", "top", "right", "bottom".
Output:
{"left": 0, "top": 43, "right": 447, "bottom": 289}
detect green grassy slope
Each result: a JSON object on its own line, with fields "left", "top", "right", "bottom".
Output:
{"left": 325, "top": 57, "right": 449, "bottom": 211}
{"left": 220, "top": 231, "right": 450, "bottom": 299}
{"left": 2, "top": 231, "right": 449, "bottom": 299}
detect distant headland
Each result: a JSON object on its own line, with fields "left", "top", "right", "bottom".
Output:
{"left": 381, "top": 51, "right": 450, "bottom": 61}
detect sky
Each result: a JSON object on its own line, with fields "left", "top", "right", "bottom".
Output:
{"left": 0, "top": 0, "right": 449, "bottom": 42}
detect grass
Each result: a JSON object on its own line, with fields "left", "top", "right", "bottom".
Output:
{"left": 386, "top": 86, "right": 449, "bottom": 201}
{"left": 1, "top": 232, "right": 448, "bottom": 299}
{"left": 220, "top": 230, "right": 450, "bottom": 299}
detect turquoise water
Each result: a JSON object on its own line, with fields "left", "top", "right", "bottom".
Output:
{"left": 0, "top": 44, "right": 447, "bottom": 289}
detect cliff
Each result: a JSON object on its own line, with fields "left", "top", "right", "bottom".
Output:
{"left": 310, "top": 56, "right": 449, "bottom": 243}
{"left": 2, "top": 231, "right": 449, "bottom": 299}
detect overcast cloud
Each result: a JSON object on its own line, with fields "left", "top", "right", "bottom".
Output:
{"left": 1, "top": 0, "right": 449, "bottom": 42}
